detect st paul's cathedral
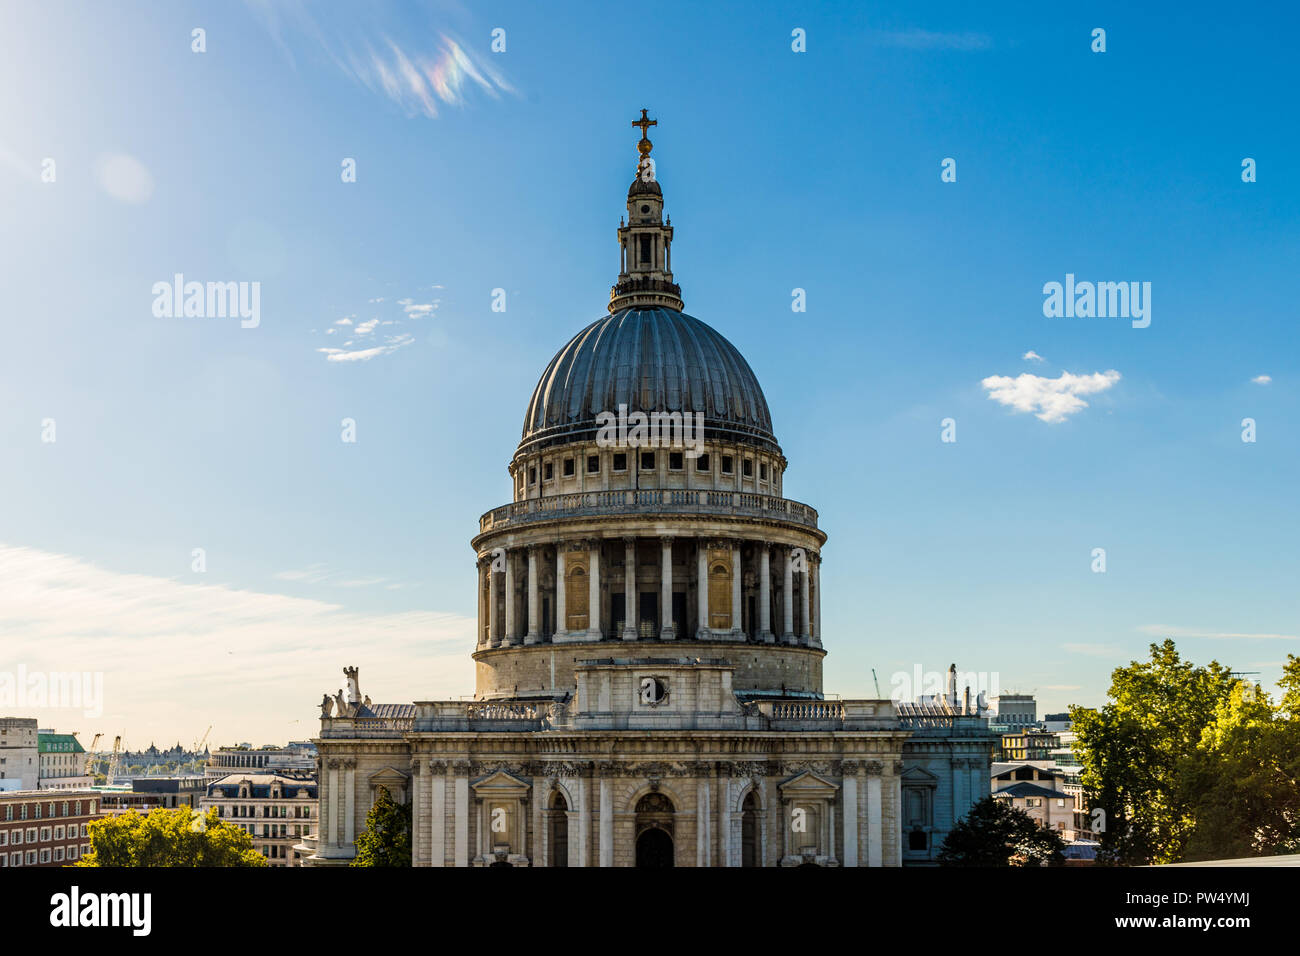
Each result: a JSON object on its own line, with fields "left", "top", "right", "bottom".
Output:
{"left": 302, "top": 113, "right": 995, "bottom": 867}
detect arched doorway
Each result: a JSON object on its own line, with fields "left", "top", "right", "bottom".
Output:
{"left": 740, "top": 790, "right": 759, "bottom": 867}
{"left": 634, "top": 792, "right": 675, "bottom": 868}
{"left": 636, "top": 827, "right": 674, "bottom": 867}
{"left": 548, "top": 790, "right": 569, "bottom": 868}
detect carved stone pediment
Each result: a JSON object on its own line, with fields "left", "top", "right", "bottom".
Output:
{"left": 778, "top": 770, "right": 839, "bottom": 798}
{"left": 471, "top": 769, "right": 532, "bottom": 797}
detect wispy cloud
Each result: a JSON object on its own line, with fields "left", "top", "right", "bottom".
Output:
{"left": 0, "top": 543, "right": 473, "bottom": 743}
{"left": 982, "top": 369, "right": 1120, "bottom": 423}
{"left": 1062, "top": 643, "right": 1125, "bottom": 658}
{"left": 1023, "top": 350, "right": 1045, "bottom": 362}
{"left": 245, "top": 2, "right": 516, "bottom": 119}
{"left": 870, "top": 29, "right": 993, "bottom": 51}
{"left": 1138, "top": 624, "right": 1298, "bottom": 641}
{"left": 1252, "top": 374, "right": 1272, "bottom": 385}
{"left": 318, "top": 333, "right": 414, "bottom": 362}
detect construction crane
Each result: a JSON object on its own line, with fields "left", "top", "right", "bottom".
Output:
{"left": 194, "top": 725, "right": 212, "bottom": 754}
{"left": 105, "top": 736, "right": 122, "bottom": 786}
{"left": 83, "top": 733, "right": 103, "bottom": 777}
{"left": 871, "top": 668, "right": 883, "bottom": 698}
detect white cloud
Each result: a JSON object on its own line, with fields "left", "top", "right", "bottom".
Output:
{"left": 982, "top": 369, "right": 1121, "bottom": 423}
{"left": 871, "top": 29, "right": 992, "bottom": 51}
{"left": 333, "top": 318, "right": 353, "bottom": 326}
{"left": 0, "top": 543, "right": 473, "bottom": 743}
{"left": 317, "top": 333, "right": 414, "bottom": 363}
{"left": 398, "top": 297, "right": 438, "bottom": 317}
{"left": 1252, "top": 375, "right": 1272, "bottom": 385}
{"left": 354, "top": 318, "right": 379, "bottom": 335}
{"left": 1023, "top": 350, "right": 1045, "bottom": 362}
{"left": 1137, "top": 624, "right": 1297, "bottom": 641}
{"left": 1062, "top": 643, "right": 1124, "bottom": 657}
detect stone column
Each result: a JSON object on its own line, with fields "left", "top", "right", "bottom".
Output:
{"left": 800, "top": 559, "right": 811, "bottom": 645}
{"left": 622, "top": 537, "right": 638, "bottom": 641}
{"left": 343, "top": 760, "right": 355, "bottom": 844}
{"left": 576, "top": 773, "right": 591, "bottom": 866}
{"left": 718, "top": 766, "right": 733, "bottom": 866}
{"left": 327, "top": 761, "right": 339, "bottom": 846}
{"left": 586, "top": 541, "right": 602, "bottom": 640}
{"left": 489, "top": 558, "right": 502, "bottom": 647}
{"left": 730, "top": 543, "right": 743, "bottom": 640}
{"left": 758, "top": 546, "right": 773, "bottom": 643}
{"left": 598, "top": 767, "right": 614, "bottom": 866}
{"left": 867, "top": 766, "right": 883, "bottom": 868}
{"left": 476, "top": 561, "right": 487, "bottom": 646}
{"left": 504, "top": 549, "right": 517, "bottom": 645}
{"left": 532, "top": 779, "right": 546, "bottom": 867}
{"left": 429, "top": 761, "right": 446, "bottom": 867}
{"left": 696, "top": 540, "right": 709, "bottom": 640}
{"left": 411, "top": 761, "right": 424, "bottom": 866}
{"left": 812, "top": 553, "right": 822, "bottom": 648}
{"left": 660, "top": 537, "right": 675, "bottom": 640}
{"left": 454, "top": 765, "right": 469, "bottom": 867}
{"left": 696, "top": 778, "right": 710, "bottom": 866}
{"left": 554, "top": 543, "right": 566, "bottom": 640}
{"left": 842, "top": 763, "right": 858, "bottom": 867}
{"left": 782, "top": 547, "right": 796, "bottom": 643}
{"left": 525, "top": 545, "right": 540, "bottom": 645}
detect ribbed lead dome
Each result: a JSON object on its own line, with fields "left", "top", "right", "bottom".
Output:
{"left": 520, "top": 307, "right": 777, "bottom": 454}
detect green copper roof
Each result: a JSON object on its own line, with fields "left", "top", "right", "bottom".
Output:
{"left": 38, "top": 733, "right": 85, "bottom": 754}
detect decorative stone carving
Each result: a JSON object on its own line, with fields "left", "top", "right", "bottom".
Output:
{"left": 428, "top": 759, "right": 448, "bottom": 774}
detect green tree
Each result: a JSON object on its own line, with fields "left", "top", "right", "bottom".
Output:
{"left": 1178, "top": 656, "right": 1300, "bottom": 861}
{"left": 938, "top": 796, "right": 1066, "bottom": 866}
{"left": 351, "top": 785, "right": 411, "bottom": 867}
{"left": 77, "top": 808, "right": 267, "bottom": 867}
{"left": 1070, "top": 640, "right": 1234, "bottom": 864}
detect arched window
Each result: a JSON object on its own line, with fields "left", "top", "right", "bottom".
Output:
{"left": 566, "top": 565, "right": 588, "bottom": 631}
{"left": 709, "top": 561, "right": 731, "bottom": 630}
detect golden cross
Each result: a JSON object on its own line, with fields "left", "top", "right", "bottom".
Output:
{"left": 632, "top": 108, "right": 657, "bottom": 138}
{"left": 632, "top": 108, "right": 657, "bottom": 163}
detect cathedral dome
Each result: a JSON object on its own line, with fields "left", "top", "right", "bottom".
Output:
{"left": 519, "top": 306, "right": 778, "bottom": 455}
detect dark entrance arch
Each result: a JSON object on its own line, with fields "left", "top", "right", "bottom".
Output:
{"left": 548, "top": 790, "right": 569, "bottom": 867}
{"left": 740, "top": 790, "right": 759, "bottom": 867}
{"left": 634, "top": 792, "right": 675, "bottom": 868}
{"left": 636, "top": 827, "right": 674, "bottom": 867}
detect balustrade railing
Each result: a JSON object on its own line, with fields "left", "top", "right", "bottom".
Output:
{"left": 478, "top": 489, "right": 818, "bottom": 533}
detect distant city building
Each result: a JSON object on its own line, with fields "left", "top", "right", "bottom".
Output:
{"left": 37, "top": 730, "right": 92, "bottom": 789}
{"left": 202, "top": 772, "right": 318, "bottom": 866}
{"left": 989, "top": 694, "right": 1037, "bottom": 732}
{"left": 991, "top": 763, "right": 1072, "bottom": 834}
{"left": 97, "top": 777, "right": 207, "bottom": 816}
{"left": 999, "top": 729, "right": 1060, "bottom": 762}
{"left": 0, "top": 718, "right": 39, "bottom": 791}
{"left": 117, "top": 741, "right": 208, "bottom": 772}
{"left": 206, "top": 742, "right": 317, "bottom": 781}
{"left": 1042, "top": 712, "right": 1072, "bottom": 733}
{"left": 0, "top": 788, "right": 102, "bottom": 867}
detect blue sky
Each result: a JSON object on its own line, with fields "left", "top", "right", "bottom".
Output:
{"left": 1, "top": 1, "right": 1295, "bottom": 746}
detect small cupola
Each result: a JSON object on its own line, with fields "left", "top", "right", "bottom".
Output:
{"left": 609, "top": 109, "right": 683, "bottom": 313}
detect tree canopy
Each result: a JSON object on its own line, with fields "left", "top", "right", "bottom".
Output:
{"left": 351, "top": 785, "right": 411, "bottom": 867}
{"left": 77, "top": 807, "right": 267, "bottom": 867}
{"left": 1071, "top": 641, "right": 1300, "bottom": 864}
{"left": 938, "top": 796, "right": 1066, "bottom": 866}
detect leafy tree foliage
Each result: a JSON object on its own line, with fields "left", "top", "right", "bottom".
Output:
{"left": 938, "top": 796, "right": 1066, "bottom": 866}
{"left": 1072, "top": 641, "right": 1300, "bottom": 864}
{"left": 351, "top": 785, "right": 411, "bottom": 867}
{"left": 77, "top": 807, "right": 267, "bottom": 867}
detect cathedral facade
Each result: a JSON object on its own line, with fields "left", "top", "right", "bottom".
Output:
{"left": 303, "top": 115, "right": 994, "bottom": 867}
